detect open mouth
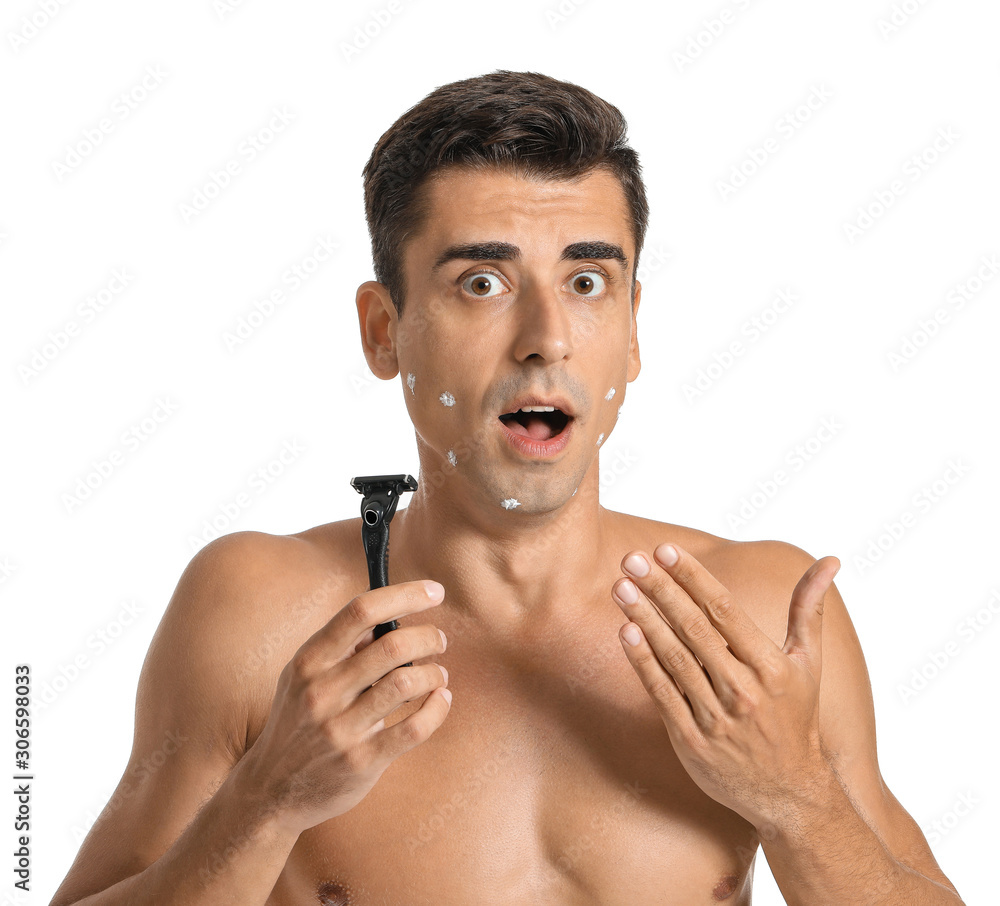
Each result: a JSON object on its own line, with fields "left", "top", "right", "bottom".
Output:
{"left": 498, "top": 408, "right": 572, "bottom": 442}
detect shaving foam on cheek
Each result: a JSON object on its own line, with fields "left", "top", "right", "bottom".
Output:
{"left": 439, "top": 391, "right": 456, "bottom": 406}
{"left": 447, "top": 450, "right": 457, "bottom": 466}
{"left": 605, "top": 387, "right": 616, "bottom": 400}
{"left": 407, "top": 373, "right": 416, "bottom": 394}
{"left": 596, "top": 433, "right": 605, "bottom": 446}
{"left": 501, "top": 498, "right": 521, "bottom": 509}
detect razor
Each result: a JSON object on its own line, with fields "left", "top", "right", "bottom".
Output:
{"left": 351, "top": 473, "right": 418, "bottom": 664}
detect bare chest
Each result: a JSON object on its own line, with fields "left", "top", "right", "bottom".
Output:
{"left": 267, "top": 603, "right": 760, "bottom": 905}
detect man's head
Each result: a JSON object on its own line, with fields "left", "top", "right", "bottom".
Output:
{"left": 361, "top": 70, "right": 649, "bottom": 317}
{"left": 356, "top": 72, "right": 648, "bottom": 518}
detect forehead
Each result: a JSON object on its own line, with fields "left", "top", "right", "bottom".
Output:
{"left": 406, "top": 166, "right": 634, "bottom": 266}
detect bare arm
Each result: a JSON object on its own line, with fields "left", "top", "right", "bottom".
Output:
{"left": 49, "top": 533, "right": 304, "bottom": 905}
{"left": 754, "top": 542, "right": 965, "bottom": 905}
{"left": 54, "top": 759, "right": 301, "bottom": 905}
{"left": 50, "top": 531, "right": 450, "bottom": 905}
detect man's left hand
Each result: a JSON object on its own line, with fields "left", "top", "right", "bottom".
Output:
{"left": 612, "top": 542, "right": 841, "bottom": 832}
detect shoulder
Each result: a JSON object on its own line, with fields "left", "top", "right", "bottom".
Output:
{"left": 175, "top": 520, "right": 362, "bottom": 613}
{"left": 170, "top": 521, "right": 367, "bottom": 658}
{"left": 609, "top": 509, "right": 736, "bottom": 563}
{"left": 612, "top": 510, "right": 831, "bottom": 643}
{"left": 146, "top": 523, "right": 364, "bottom": 755}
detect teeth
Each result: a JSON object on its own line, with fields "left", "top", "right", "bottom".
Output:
{"left": 517, "top": 405, "right": 556, "bottom": 412}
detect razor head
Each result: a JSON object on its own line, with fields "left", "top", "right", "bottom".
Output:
{"left": 350, "top": 474, "right": 418, "bottom": 497}
{"left": 351, "top": 473, "right": 418, "bottom": 528}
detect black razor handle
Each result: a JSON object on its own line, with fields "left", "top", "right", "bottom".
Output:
{"left": 350, "top": 474, "right": 418, "bottom": 663}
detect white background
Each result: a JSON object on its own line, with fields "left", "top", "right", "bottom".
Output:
{"left": 2, "top": 0, "right": 997, "bottom": 902}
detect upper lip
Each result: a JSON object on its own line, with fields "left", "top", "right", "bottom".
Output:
{"left": 499, "top": 394, "right": 576, "bottom": 418}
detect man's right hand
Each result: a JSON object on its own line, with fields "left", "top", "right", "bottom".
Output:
{"left": 237, "top": 579, "right": 451, "bottom": 835}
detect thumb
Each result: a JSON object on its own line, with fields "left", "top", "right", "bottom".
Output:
{"left": 782, "top": 556, "right": 840, "bottom": 680}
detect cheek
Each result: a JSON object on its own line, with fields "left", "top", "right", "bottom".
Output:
{"left": 397, "top": 315, "right": 491, "bottom": 422}
{"left": 593, "top": 346, "right": 630, "bottom": 427}
{"left": 398, "top": 354, "right": 480, "bottom": 453}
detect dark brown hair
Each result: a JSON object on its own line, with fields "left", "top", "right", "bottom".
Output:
{"left": 361, "top": 70, "right": 649, "bottom": 316}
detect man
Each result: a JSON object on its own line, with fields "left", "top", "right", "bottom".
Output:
{"left": 51, "top": 70, "right": 964, "bottom": 905}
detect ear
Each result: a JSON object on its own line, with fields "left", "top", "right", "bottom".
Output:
{"left": 626, "top": 279, "right": 641, "bottom": 383}
{"left": 356, "top": 281, "right": 399, "bottom": 380}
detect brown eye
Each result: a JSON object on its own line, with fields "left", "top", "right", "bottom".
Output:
{"left": 571, "top": 271, "right": 606, "bottom": 295}
{"left": 462, "top": 272, "right": 506, "bottom": 298}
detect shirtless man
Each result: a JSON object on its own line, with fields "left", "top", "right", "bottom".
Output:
{"left": 51, "top": 70, "right": 965, "bottom": 905}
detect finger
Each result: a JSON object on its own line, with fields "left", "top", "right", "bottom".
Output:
{"left": 295, "top": 579, "right": 445, "bottom": 677}
{"left": 782, "top": 556, "right": 840, "bottom": 682}
{"left": 617, "top": 621, "right": 703, "bottom": 736}
{"left": 367, "top": 685, "right": 453, "bottom": 769}
{"left": 618, "top": 552, "right": 738, "bottom": 692}
{"left": 614, "top": 581, "right": 721, "bottom": 726}
{"left": 344, "top": 624, "right": 447, "bottom": 704}
{"left": 341, "top": 662, "right": 449, "bottom": 736}
{"left": 649, "top": 543, "right": 782, "bottom": 673}
{"left": 352, "top": 628, "right": 376, "bottom": 655}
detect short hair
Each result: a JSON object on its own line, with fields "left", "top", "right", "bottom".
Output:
{"left": 361, "top": 69, "right": 649, "bottom": 317}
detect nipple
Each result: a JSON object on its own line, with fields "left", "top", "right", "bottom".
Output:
{"left": 712, "top": 874, "right": 740, "bottom": 900}
{"left": 316, "top": 880, "right": 351, "bottom": 905}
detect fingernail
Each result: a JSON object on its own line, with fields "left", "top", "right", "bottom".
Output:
{"left": 439, "top": 664, "right": 449, "bottom": 684}
{"left": 622, "top": 624, "right": 642, "bottom": 647}
{"left": 623, "top": 554, "right": 649, "bottom": 578}
{"left": 424, "top": 580, "right": 445, "bottom": 601}
{"left": 439, "top": 629, "right": 447, "bottom": 650}
{"left": 616, "top": 579, "right": 639, "bottom": 604}
{"left": 655, "top": 544, "right": 678, "bottom": 567}
{"left": 440, "top": 688, "right": 453, "bottom": 705}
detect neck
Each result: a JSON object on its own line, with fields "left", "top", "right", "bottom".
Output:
{"left": 388, "top": 461, "right": 614, "bottom": 629}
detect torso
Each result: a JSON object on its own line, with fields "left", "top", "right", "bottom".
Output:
{"left": 243, "top": 511, "right": 778, "bottom": 905}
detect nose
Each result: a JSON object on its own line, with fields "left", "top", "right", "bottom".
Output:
{"left": 511, "top": 280, "right": 574, "bottom": 364}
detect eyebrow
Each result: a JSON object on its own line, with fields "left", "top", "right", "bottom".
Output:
{"left": 431, "top": 240, "right": 629, "bottom": 273}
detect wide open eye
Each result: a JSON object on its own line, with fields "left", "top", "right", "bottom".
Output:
{"left": 570, "top": 271, "right": 607, "bottom": 296}
{"left": 462, "top": 271, "right": 508, "bottom": 298}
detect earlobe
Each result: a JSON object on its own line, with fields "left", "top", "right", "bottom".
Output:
{"left": 356, "top": 281, "right": 399, "bottom": 380}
